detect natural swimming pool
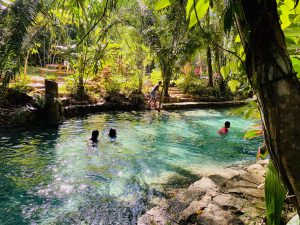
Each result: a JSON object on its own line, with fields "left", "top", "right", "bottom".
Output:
{"left": 0, "top": 109, "right": 261, "bottom": 224}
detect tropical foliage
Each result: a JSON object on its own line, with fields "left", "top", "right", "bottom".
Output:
{"left": 0, "top": 0, "right": 300, "bottom": 221}
{"left": 265, "top": 161, "right": 287, "bottom": 225}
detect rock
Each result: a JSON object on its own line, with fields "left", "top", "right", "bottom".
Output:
{"left": 10, "top": 106, "right": 37, "bottom": 125}
{"left": 197, "top": 203, "right": 234, "bottom": 225}
{"left": 138, "top": 206, "right": 174, "bottom": 225}
{"left": 138, "top": 162, "right": 267, "bottom": 225}
{"left": 247, "top": 164, "right": 265, "bottom": 177}
{"left": 226, "top": 180, "right": 259, "bottom": 189}
{"left": 208, "top": 168, "right": 244, "bottom": 186}
{"left": 7, "top": 88, "right": 34, "bottom": 106}
{"left": 256, "top": 159, "right": 269, "bottom": 166}
{"left": 213, "top": 194, "right": 243, "bottom": 209}
{"left": 226, "top": 187, "right": 265, "bottom": 198}
{"left": 179, "top": 195, "right": 212, "bottom": 221}
{"left": 149, "top": 197, "right": 168, "bottom": 209}
{"left": 187, "top": 177, "right": 219, "bottom": 196}
{"left": 168, "top": 177, "right": 218, "bottom": 208}
{"left": 239, "top": 171, "right": 265, "bottom": 185}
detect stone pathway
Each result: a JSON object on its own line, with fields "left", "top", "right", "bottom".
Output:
{"left": 165, "top": 87, "right": 195, "bottom": 103}
{"left": 28, "top": 75, "right": 65, "bottom": 93}
{"left": 138, "top": 160, "right": 268, "bottom": 225}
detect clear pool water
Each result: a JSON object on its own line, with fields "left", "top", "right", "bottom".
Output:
{"left": 0, "top": 109, "right": 261, "bottom": 224}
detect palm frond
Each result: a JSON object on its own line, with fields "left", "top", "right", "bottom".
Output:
{"left": 0, "top": 0, "right": 41, "bottom": 88}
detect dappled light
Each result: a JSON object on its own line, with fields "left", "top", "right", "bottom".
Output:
{"left": 0, "top": 0, "right": 300, "bottom": 224}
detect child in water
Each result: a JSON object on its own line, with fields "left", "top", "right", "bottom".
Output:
{"left": 90, "top": 130, "right": 99, "bottom": 143}
{"left": 108, "top": 128, "right": 117, "bottom": 140}
{"left": 218, "top": 121, "right": 230, "bottom": 136}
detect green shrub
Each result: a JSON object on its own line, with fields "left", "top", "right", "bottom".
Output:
{"left": 149, "top": 69, "right": 162, "bottom": 86}
{"left": 10, "top": 77, "right": 32, "bottom": 93}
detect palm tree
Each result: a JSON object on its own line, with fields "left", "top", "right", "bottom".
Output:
{"left": 0, "top": 0, "right": 41, "bottom": 90}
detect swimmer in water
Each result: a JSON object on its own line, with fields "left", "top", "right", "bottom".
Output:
{"left": 108, "top": 128, "right": 117, "bottom": 140}
{"left": 90, "top": 130, "right": 99, "bottom": 143}
{"left": 218, "top": 121, "right": 230, "bottom": 136}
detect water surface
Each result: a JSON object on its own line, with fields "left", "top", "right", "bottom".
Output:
{"left": 0, "top": 109, "right": 261, "bottom": 224}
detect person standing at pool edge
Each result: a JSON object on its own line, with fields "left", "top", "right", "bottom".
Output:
{"left": 218, "top": 121, "right": 230, "bottom": 136}
{"left": 148, "top": 81, "right": 162, "bottom": 109}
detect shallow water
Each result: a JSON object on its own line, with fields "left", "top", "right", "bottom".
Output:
{"left": 0, "top": 109, "right": 261, "bottom": 224}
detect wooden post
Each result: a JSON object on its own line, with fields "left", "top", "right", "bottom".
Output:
{"left": 44, "top": 79, "right": 62, "bottom": 125}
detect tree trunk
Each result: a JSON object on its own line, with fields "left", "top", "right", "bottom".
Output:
{"left": 161, "top": 61, "right": 172, "bottom": 97}
{"left": 138, "top": 71, "right": 143, "bottom": 93}
{"left": 214, "top": 46, "right": 225, "bottom": 92}
{"left": 207, "top": 46, "right": 213, "bottom": 87}
{"left": 24, "top": 51, "right": 29, "bottom": 79}
{"left": 237, "top": 0, "right": 300, "bottom": 213}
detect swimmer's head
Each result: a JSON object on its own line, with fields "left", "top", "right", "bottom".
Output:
{"left": 108, "top": 128, "right": 117, "bottom": 139}
{"left": 225, "top": 121, "right": 230, "bottom": 128}
{"left": 90, "top": 130, "right": 99, "bottom": 142}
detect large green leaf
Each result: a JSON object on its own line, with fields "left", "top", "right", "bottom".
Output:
{"left": 220, "top": 65, "right": 230, "bottom": 79}
{"left": 228, "top": 79, "right": 240, "bottom": 92}
{"left": 293, "top": 14, "right": 300, "bottom": 23}
{"left": 279, "top": 0, "right": 294, "bottom": 29}
{"left": 234, "top": 35, "right": 241, "bottom": 43}
{"left": 155, "top": 0, "right": 176, "bottom": 10}
{"left": 265, "top": 161, "right": 287, "bottom": 225}
{"left": 244, "top": 129, "right": 263, "bottom": 139}
{"left": 291, "top": 56, "right": 300, "bottom": 78}
{"left": 188, "top": 0, "right": 209, "bottom": 29}
{"left": 186, "top": 0, "right": 194, "bottom": 19}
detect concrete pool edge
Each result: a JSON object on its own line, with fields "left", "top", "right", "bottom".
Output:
{"left": 63, "top": 100, "right": 250, "bottom": 117}
{"left": 0, "top": 100, "right": 251, "bottom": 129}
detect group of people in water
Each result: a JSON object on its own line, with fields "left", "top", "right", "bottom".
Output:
{"left": 90, "top": 128, "right": 117, "bottom": 143}
{"left": 90, "top": 121, "right": 230, "bottom": 144}
{"left": 88, "top": 80, "right": 231, "bottom": 144}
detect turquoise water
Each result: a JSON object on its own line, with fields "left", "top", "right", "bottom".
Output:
{"left": 0, "top": 109, "right": 261, "bottom": 224}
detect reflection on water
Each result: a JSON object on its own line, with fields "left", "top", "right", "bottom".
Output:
{"left": 0, "top": 109, "right": 261, "bottom": 224}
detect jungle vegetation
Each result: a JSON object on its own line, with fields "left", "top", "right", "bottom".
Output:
{"left": 1, "top": 0, "right": 300, "bottom": 222}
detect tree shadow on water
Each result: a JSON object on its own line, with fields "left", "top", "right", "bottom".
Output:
{"left": 156, "top": 163, "right": 201, "bottom": 190}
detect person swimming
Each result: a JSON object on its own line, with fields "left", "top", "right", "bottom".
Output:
{"left": 108, "top": 128, "right": 117, "bottom": 140}
{"left": 90, "top": 130, "right": 99, "bottom": 143}
{"left": 218, "top": 121, "right": 230, "bottom": 136}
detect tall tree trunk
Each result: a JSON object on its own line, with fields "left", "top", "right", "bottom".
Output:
{"left": 214, "top": 46, "right": 225, "bottom": 92}
{"left": 237, "top": 0, "right": 300, "bottom": 213}
{"left": 207, "top": 46, "right": 213, "bottom": 87}
{"left": 24, "top": 51, "right": 29, "bottom": 79}
{"left": 138, "top": 71, "right": 143, "bottom": 93}
{"left": 161, "top": 61, "right": 172, "bottom": 97}
{"left": 206, "top": 10, "right": 213, "bottom": 87}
